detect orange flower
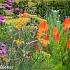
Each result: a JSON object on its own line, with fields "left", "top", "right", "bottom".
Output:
{"left": 64, "top": 17, "right": 70, "bottom": 31}
{"left": 54, "top": 33, "right": 60, "bottom": 42}
{"left": 42, "top": 39, "right": 50, "bottom": 47}
{"left": 53, "top": 26, "right": 60, "bottom": 42}
{"left": 36, "top": 20, "right": 48, "bottom": 39}
{"left": 44, "top": 34, "right": 50, "bottom": 41}
{"left": 53, "top": 26, "right": 59, "bottom": 36}
{"left": 36, "top": 20, "right": 50, "bottom": 47}
{"left": 38, "top": 21, "right": 48, "bottom": 32}
{"left": 67, "top": 39, "right": 70, "bottom": 48}
{"left": 36, "top": 31, "right": 41, "bottom": 39}
{"left": 36, "top": 34, "right": 50, "bottom": 47}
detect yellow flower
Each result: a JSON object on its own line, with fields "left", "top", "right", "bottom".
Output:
{"left": 13, "top": 39, "right": 24, "bottom": 45}
{"left": 0, "top": 54, "right": 9, "bottom": 62}
{"left": 16, "top": 22, "right": 22, "bottom": 29}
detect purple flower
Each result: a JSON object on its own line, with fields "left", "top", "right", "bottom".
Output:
{"left": 5, "top": 0, "right": 14, "bottom": 3}
{"left": 9, "top": 0, "right": 14, "bottom": 3}
{"left": 7, "top": 6, "right": 13, "bottom": 12}
{"left": 2, "top": 4, "right": 9, "bottom": 8}
{"left": 15, "top": 8, "right": 19, "bottom": 11}
{"left": 7, "top": 5, "right": 12, "bottom": 8}
{"left": 13, "top": 8, "right": 19, "bottom": 12}
{"left": 0, "top": 42, "right": 8, "bottom": 55}
{"left": 0, "top": 6, "right": 5, "bottom": 9}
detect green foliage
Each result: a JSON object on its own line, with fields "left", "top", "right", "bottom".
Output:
{"left": 49, "top": 1, "right": 70, "bottom": 21}
{"left": 35, "top": 1, "right": 47, "bottom": 18}
{"left": 13, "top": 2, "right": 18, "bottom": 8}
{"left": 0, "top": 0, "right": 4, "bottom": 3}
{"left": 35, "top": 0, "right": 70, "bottom": 21}
{"left": 0, "top": 9, "right": 6, "bottom": 16}
{"left": 18, "top": 1, "right": 28, "bottom": 9}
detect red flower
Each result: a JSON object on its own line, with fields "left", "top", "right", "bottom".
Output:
{"left": 64, "top": 17, "right": 70, "bottom": 31}
{"left": 22, "top": 10, "right": 27, "bottom": 18}
{"left": 67, "top": 39, "right": 70, "bottom": 48}
{"left": 35, "top": 44, "right": 40, "bottom": 52}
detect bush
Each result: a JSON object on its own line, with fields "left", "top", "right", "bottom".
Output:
{"left": 35, "top": 0, "right": 70, "bottom": 22}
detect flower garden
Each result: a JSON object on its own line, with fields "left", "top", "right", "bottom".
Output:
{"left": 0, "top": 0, "right": 70, "bottom": 70}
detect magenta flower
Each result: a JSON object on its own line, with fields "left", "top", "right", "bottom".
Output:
{"left": 0, "top": 16, "right": 4, "bottom": 20}
{"left": 0, "top": 16, "right": 5, "bottom": 24}
{"left": 0, "top": 42, "right": 8, "bottom": 55}
{"left": 0, "top": 20, "right": 4, "bottom": 24}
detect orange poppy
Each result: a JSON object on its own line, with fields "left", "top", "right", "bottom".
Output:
{"left": 38, "top": 21, "right": 48, "bottom": 32}
{"left": 67, "top": 39, "right": 70, "bottom": 48}
{"left": 64, "top": 17, "right": 70, "bottom": 31}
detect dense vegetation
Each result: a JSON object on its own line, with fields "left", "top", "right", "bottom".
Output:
{"left": 0, "top": 0, "right": 70, "bottom": 70}
{"left": 35, "top": 0, "right": 70, "bottom": 20}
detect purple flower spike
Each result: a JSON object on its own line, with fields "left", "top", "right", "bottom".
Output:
{"left": 0, "top": 42, "right": 8, "bottom": 55}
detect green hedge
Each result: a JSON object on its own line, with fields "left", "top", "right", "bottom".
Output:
{"left": 35, "top": 0, "right": 70, "bottom": 21}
